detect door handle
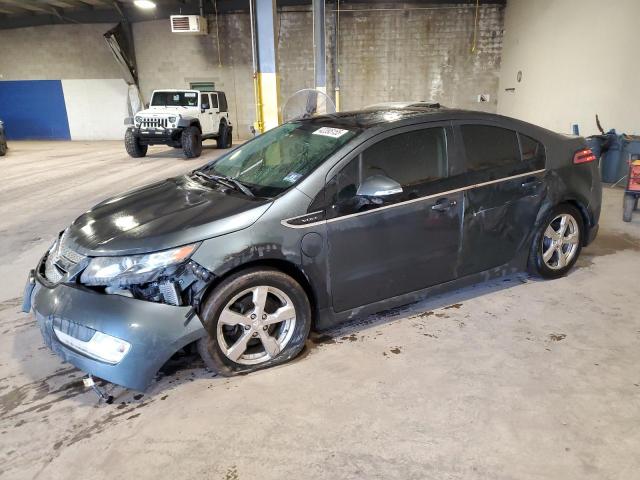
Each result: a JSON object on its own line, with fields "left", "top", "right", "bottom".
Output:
{"left": 208, "top": 112, "right": 213, "bottom": 115}
{"left": 431, "top": 198, "right": 457, "bottom": 212}
{"left": 521, "top": 177, "right": 540, "bottom": 188}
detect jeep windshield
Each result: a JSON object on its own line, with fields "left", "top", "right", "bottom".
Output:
{"left": 151, "top": 91, "right": 199, "bottom": 107}
{"left": 198, "top": 122, "right": 359, "bottom": 197}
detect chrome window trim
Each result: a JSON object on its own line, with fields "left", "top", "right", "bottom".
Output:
{"left": 281, "top": 169, "right": 546, "bottom": 229}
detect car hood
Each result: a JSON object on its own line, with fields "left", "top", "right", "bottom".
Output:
{"left": 65, "top": 175, "right": 272, "bottom": 256}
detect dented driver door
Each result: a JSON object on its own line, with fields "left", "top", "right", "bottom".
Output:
{"left": 325, "top": 124, "right": 463, "bottom": 313}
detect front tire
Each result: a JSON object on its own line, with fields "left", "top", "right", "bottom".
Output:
{"left": 124, "top": 129, "right": 147, "bottom": 158}
{"left": 623, "top": 193, "right": 635, "bottom": 222}
{"left": 181, "top": 126, "right": 202, "bottom": 158}
{"left": 0, "top": 141, "right": 6, "bottom": 157}
{"left": 197, "top": 268, "right": 311, "bottom": 376}
{"left": 528, "top": 204, "right": 584, "bottom": 279}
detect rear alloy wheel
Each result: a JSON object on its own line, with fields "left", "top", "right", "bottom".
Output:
{"left": 197, "top": 268, "right": 311, "bottom": 376}
{"left": 181, "top": 126, "right": 202, "bottom": 158}
{"left": 124, "top": 129, "right": 147, "bottom": 158}
{"left": 529, "top": 204, "right": 583, "bottom": 278}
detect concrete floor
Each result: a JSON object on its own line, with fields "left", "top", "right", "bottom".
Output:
{"left": 1, "top": 141, "right": 640, "bottom": 480}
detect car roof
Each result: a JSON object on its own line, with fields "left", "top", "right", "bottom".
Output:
{"left": 299, "top": 105, "right": 555, "bottom": 138}
{"left": 299, "top": 105, "right": 485, "bottom": 129}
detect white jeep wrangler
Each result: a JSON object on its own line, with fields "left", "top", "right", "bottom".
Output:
{"left": 125, "top": 89, "right": 233, "bottom": 159}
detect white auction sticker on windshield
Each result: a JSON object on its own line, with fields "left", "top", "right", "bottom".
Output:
{"left": 313, "top": 127, "right": 350, "bottom": 138}
{"left": 185, "top": 92, "right": 197, "bottom": 97}
{"left": 283, "top": 172, "right": 303, "bottom": 184}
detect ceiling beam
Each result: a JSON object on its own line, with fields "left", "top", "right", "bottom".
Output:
{"left": 0, "top": 0, "right": 50, "bottom": 13}
{"left": 0, "top": 0, "right": 507, "bottom": 29}
{"left": 0, "top": 5, "right": 24, "bottom": 14}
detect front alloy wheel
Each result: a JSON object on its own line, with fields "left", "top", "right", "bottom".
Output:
{"left": 216, "top": 286, "right": 296, "bottom": 365}
{"left": 197, "top": 268, "right": 311, "bottom": 376}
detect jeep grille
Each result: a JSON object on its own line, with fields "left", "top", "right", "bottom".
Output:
{"left": 140, "top": 117, "right": 168, "bottom": 129}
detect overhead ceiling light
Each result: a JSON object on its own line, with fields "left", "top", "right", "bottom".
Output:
{"left": 134, "top": 0, "right": 156, "bottom": 9}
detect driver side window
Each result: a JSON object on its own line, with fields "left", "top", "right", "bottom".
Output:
{"left": 328, "top": 127, "right": 448, "bottom": 217}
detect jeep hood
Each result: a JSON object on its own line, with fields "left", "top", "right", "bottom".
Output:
{"left": 66, "top": 176, "right": 272, "bottom": 256}
{"left": 139, "top": 106, "right": 198, "bottom": 115}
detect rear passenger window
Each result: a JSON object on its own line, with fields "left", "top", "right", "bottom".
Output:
{"left": 519, "top": 133, "right": 546, "bottom": 169}
{"left": 210, "top": 94, "right": 219, "bottom": 109}
{"left": 461, "top": 125, "right": 520, "bottom": 171}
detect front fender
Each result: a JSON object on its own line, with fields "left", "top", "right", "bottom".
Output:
{"left": 177, "top": 116, "right": 201, "bottom": 129}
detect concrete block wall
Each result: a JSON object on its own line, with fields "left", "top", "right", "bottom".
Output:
{"left": 0, "top": 23, "right": 129, "bottom": 140}
{"left": 0, "top": 3, "right": 505, "bottom": 140}
{"left": 133, "top": 15, "right": 255, "bottom": 140}
{"left": 0, "top": 24, "right": 122, "bottom": 80}
{"left": 333, "top": 3, "right": 504, "bottom": 111}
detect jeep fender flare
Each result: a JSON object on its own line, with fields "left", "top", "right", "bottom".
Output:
{"left": 177, "top": 116, "right": 201, "bottom": 131}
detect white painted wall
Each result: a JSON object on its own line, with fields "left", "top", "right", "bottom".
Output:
{"left": 498, "top": 0, "right": 640, "bottom": 136}
{"left": 61, "top": 79, "right": 129, "bottom": 140}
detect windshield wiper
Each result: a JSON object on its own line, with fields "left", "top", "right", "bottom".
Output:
{"left": 192, "top": 170, "right": 254, "bottom": 197}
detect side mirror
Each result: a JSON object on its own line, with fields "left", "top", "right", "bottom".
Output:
{"left": 144, "top": 103, "right": 149, "bottom": 109}
{"left": 201, "top": 107, "right": 207, "bottom": 113}
{"left": 356, "top": 174, "right": 403, "bottom": 197}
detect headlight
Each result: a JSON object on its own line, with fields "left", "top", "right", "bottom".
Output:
{"left": 168, "top": 116, "right": 177, "bottom": 123}
{"left": 80, "top": 243, "right": 199, "bottom": 287}
{"left": 54, "top": 328, "right": 131, "bottom": 364}
{"left": 135, "top": 115, "right": 142, "bottom": 124}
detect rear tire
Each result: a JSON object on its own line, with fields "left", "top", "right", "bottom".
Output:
{"left": 623, "top": 193, "right": 635, "bottom": 222}
{"left": 216, "top": 123, "right": 232, "bottom": 149}
{"left": 197, "top": 268, "right": 311, "bottom": 376}
{"left": 124, "top": 129, "right": 147, "bottom": 158}
{"left": 528, "top": 204, "right": 584, "bottom": 279}
{"left": 182, "top": 126, "right": 202, "bottom": 158}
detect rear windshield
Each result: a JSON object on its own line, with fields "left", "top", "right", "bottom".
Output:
{"left": 202, "top": 122, "right": 359, "bottom": 197}
{"left": 151, "top": 91, "right": 199, "bottom": 107}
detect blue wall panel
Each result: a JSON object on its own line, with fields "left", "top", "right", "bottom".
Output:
{"left": 0, "top": 80, "right": 71, "bottom": 140}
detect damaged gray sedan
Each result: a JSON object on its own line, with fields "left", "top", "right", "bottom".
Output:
{"left": 24, "top": 105, "right": 602, "bottom": 390}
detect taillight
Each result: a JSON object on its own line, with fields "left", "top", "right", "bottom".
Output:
{"left": 628, "top": 160, "right": 640, "bottom": 192}
{"left": 573, "top": 148, "right": 596, "bottom": 164}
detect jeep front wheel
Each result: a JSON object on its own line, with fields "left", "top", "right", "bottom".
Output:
{"left": 124, "top": 130, "right": 147, "bottom": 158}
{"left": 181, "top": 126, "right": 202, "bottom": 158}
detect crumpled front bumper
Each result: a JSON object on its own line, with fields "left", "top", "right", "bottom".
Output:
{"left": 27, "top": 278, "right": 205, "bottom": 391}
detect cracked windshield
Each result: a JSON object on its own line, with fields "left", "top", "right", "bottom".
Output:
{"left": 205, "top": 122, "right": 358, "bottom": 197}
